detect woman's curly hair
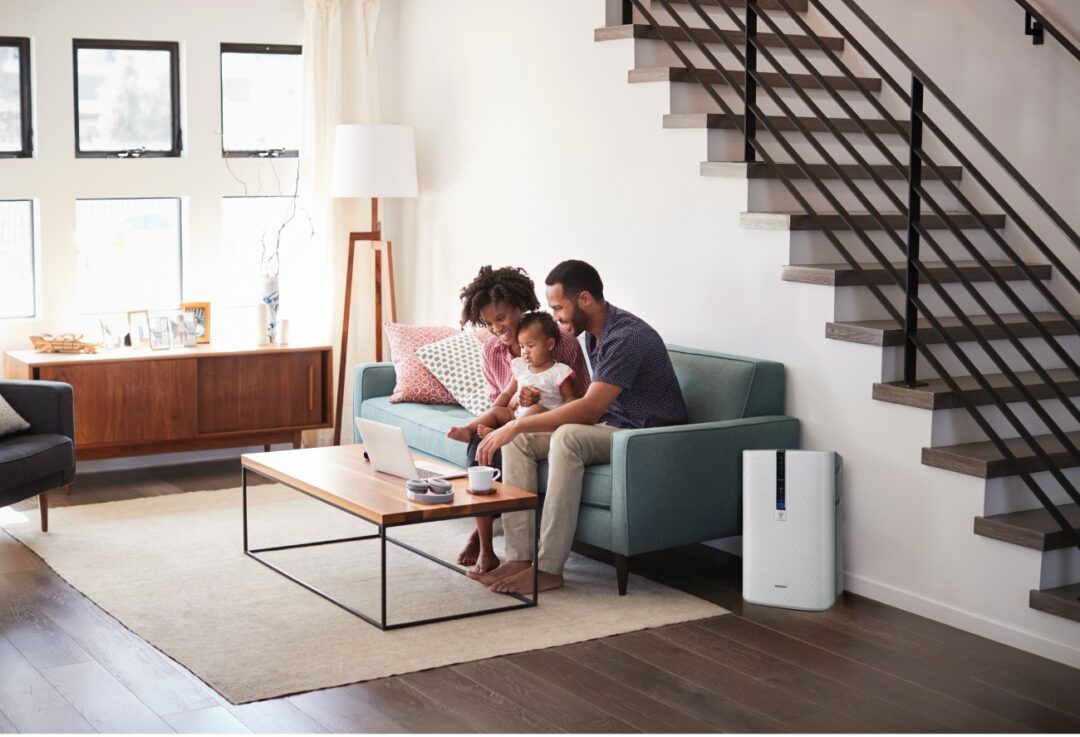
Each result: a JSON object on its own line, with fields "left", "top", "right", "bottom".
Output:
{"left": 459, "top": 266, "right": 540, "bottom": 327}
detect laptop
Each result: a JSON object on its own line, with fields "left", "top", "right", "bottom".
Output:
{"left": 355, "top": 418, "right": 467, "bottom": 480}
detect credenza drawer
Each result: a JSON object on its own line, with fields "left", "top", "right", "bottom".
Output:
{"left": 196, "top": 352, "right": 324, "bottom": 434}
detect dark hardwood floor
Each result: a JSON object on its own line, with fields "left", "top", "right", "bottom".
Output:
{"left": 3, "top": 459, "right": 1080, "bottom": 733}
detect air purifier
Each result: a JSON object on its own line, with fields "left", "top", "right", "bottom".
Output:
{"left": 742, "top": 450, "right": 843, "bottom": 610}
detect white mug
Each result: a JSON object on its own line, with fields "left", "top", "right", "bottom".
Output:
{"left": 468, "top": 465, "right": 501, "bottom": 492}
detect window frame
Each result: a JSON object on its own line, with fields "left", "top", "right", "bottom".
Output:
{"left": 0, "top": 198, "right": 38, "bottom": 319}
{"left": 0, "top": 37, "right": 33, "bottom": 159}
{"left": 219, "top": 42, "right": 302, "bottom": 159}
{"left": 72, "top": 38, "right": 182, "bottom": 159}
{"left": 74, "top": 196, "right": 185, "bottom": 315}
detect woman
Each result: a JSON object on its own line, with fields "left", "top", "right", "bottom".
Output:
{"left": 455, "top": 265, "right": 590, "bottom": 571}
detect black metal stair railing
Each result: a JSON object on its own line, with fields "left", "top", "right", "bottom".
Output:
{"left": 618, "top": 0, "right": 1080, "bottom": 554}
{"left": 1012, "top": 0, "right": 1080, "bottom": 61}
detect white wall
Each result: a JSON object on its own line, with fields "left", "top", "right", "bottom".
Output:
{"left": 0, "top": 0, "right": 313, "bottom": 354}
{"left": 377, "top": 0, "right": 1080, "bottom": 665}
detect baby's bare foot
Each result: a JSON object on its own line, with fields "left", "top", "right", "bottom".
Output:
{"left": 476, "top": 424, "right": 493, "bottom": 438}
{"left": 446, "top": 425, "right": 473, "bottom": 443}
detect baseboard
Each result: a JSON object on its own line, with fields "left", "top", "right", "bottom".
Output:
{"left": 845, "top": 572, "right": 1080, "bottom": 670}
{"left": 76, "top": 444, "right": 292, "bottom": 474}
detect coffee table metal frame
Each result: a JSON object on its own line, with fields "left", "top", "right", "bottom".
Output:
{"left": 241, "top": 466, "right": 540, "bottom": 630}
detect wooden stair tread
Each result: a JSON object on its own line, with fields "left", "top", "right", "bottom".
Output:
{"left": 1030, "top": 584, "right": 1080, "bottom": 623}
{"left": 975, "top": 503, "right": 1080, "bottom": 551}
{"left": 665, "top": 0, "right": 810, "bottom": 10}
{"left": 701, "top": 161, "right": 962, "bottom": 181}
{"left": 665, "top": 112, "right": 910, "bottom": 135}
{"left": 873, "top": 368, "right": 1080, "bottom": 410}
{"left": 782, "top": 260, "right": 1050, "bottom": 287}
{"left": 826, "top": 311, "right": 1079, "bottom": 347}
{"left": 922, "top": 430, "right": 1080, "bottom": 479}
{"left": 595, "top": 24, "right": 845, "bottom": 51}
{"left": 741, "top": 210, "right": 1007, "bottom": 231}
{"left": 630, "top": 66, "right": 882, "bottom": 92}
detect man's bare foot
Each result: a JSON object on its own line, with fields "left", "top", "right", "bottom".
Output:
{"left": 456, "top": 529, "right": 480, "bottom": 566}
{"left": 476, "top": 424, "right": 493, "bottom": 438}
{"left": 490, "top": 566, "right": 563, "bottom": 595}
{"left": 466, "top": 559, "right": 530, "bottom": 585}
{"left": 473, "top": 550, "right": 501, "bottom": 574}
{"left": 446, "top": 425, "right": 473, "bottom": 443}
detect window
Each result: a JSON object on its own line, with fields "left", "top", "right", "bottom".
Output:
{"left": 220, "top": 44, "right": 302, "bottom": 157}
{"left": 0, "top": 37, "right": 32, "bottom": 158}
{"left": 73, "top": 39, "right": 181, "bottom": 157}
{"left": 75, "top": 198, "right": 182, "bottom": 314}
{"left": 221, "top": 195, "right": 310, "bottom": 299}
{"left": 0, "top": 200, "right": 36, "bottom": 318}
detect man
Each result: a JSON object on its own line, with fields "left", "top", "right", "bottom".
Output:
{"left": 472, "top": 260, "right": 688, "bottom": 594}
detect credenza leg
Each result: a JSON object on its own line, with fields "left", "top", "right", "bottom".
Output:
{"left": 39, "top": 492, "right": 48, "bottom": 532}
{"left": 292, "top": 431, "right": 303, "bottom": 449}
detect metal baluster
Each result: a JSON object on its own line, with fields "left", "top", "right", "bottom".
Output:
{"left": 744, "top": 1, "right": 758, "bottom": 162}
{"left": 902, "top": 76, "right": 926, "bottom": 388}
{"left": 622, "top": 0, "right": 633, "bottom": 25}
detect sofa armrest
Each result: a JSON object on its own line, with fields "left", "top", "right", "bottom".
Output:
{"left": 0, "top": 380, "right": 75, "bottom": 439}
{"left": 352, "top": 363, "right": 397, "bottom": 442}
{"left": 609, "top": 415, "right": 799, "bottom": 555}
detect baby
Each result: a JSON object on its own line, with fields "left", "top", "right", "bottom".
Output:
{"left": 447, "top": 311, "right": 578, "bottom": 573}
{"left": 448, "top": 311, "right": 577, "bottom": 443}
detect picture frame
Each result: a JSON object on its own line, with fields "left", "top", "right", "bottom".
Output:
{"left": 98, "top": 313, "right": 127, "bottom": 350}
{"left": 147, "top": 312, "right": 172, "bottom": 351}
{"left": 165, "top": 309, "right": 194, "bottom": 349}
{"left": 127, "top": 310, "right": 151, "bottom": 349}
{"left": 180, "top": 301, "right": 211, "bottom": 344}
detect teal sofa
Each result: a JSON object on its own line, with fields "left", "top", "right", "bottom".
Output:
{"left": 353, "top": 345, "right": 799, "bottom": 594}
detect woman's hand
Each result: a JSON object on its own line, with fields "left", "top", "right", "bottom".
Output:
{"left": 477, "top": 421, "right": 519, "bottom": 465}
{"left": 517, "top": 386, "right": 542, "bottom": 407}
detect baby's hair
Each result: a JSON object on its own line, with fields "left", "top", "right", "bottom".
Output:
{"left": 518, "top": 311, "right": 559, "bottom": 342}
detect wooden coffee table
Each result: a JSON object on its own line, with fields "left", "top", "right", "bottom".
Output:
{"left": 240, "top": 444, "right": 539, "bottom": 630}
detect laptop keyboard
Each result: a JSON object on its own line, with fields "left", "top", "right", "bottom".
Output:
{"left": 415, "top": 467, "right": 444, "bottom": 479}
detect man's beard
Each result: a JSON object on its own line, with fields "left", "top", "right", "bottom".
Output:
{"left": 568, "top": 304, "right": 589, "bottom": 336}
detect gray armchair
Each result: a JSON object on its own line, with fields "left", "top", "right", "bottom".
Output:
{"left": 0, "top": 380, "right": 75, "bottom": 531}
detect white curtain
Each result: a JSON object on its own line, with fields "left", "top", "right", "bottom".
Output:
{"left": 296, "top": 0, "right": 382, "bottom": 445}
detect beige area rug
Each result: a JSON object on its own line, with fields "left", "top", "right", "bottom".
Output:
{"left": 2, "top": 485, "right": 725, "bottom": 704}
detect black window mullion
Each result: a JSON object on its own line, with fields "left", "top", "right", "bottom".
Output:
{"left": 73, "top": 38, "right": 182, "bottom": 158}
{"left": 220, "top": 42, "right": 301, "bottom": 158}
{"left": 0, "top": 37, "right": 33, "bottom": 159}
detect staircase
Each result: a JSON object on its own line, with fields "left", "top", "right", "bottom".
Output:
{"left": 595, "top": 0, "right": 1080, "bottom": 630}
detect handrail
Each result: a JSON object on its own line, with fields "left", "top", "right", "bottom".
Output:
{"left": 1013, "top": 0, "right": 1080, "bottom": 63}
{"left": 620, "top": 0, "right": 1080, "bottom": 555}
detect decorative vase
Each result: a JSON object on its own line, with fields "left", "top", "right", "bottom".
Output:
{"left": 261, "top": 276, "right": 280, "bottom": 344}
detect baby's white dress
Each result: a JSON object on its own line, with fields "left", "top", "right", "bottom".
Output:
{"left": 510, "top": 358, "right": 575, "bottom": 418}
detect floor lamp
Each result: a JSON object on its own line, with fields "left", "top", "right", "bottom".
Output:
{"left": 330, "top": 124, "right": 418, "bottom": 445}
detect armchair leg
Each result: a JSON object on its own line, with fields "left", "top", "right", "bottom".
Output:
{"left": 615, "top": 554, "right": 630, "bottom": 596}
{"left": 39, "top": 492, "right": 49, "bottom": 533}
{"left": 65, "top": 483, "right": 72, "bottom": 495}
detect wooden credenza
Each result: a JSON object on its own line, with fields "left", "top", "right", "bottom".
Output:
{"left": 3, "top": 344, "right": 333, "bottom": 461}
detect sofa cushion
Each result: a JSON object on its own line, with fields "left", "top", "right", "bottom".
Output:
{"left": 0, "top": 393, "right": 30, "bottom": 438}
{"left": 539, "top": 462, "right": 613, "bottom": 510}
{"left": 385, "top": 323, "right": 460, "bottom": 405}
{"left": 0, "top": 434, "right": 74, "bottom": 492}
{"left": 415, "top": 331, "right": 490, "bottom": 416}
{"left": 360, "top": 397, "right": 473, "bottom": 467}
{"left": 669, "top": 346, "right": 785, "bottom": 422}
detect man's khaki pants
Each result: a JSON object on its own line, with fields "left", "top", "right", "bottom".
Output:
{"left": 501, "top": 423, "right": 617, "bottom": 575}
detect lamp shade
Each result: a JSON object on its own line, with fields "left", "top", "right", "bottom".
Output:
{"left": 330, "top": 124, "right": 418, "bottom": 199}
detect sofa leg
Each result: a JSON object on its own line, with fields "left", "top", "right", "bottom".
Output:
{"left": 615, "top": 554, "right": 629, "bottom": 596}
{"left": 39, "top": 492, "right": 49, "bottom": 533}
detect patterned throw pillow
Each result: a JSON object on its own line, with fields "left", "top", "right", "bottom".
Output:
{"left": 385, "top": 323, "right": 460, "bottom": 405}
{"left": 416, "top": 331, "right": 490, "bottom": 416}
{"left": 0, "top": 393, "right": 30, "bottom": 438}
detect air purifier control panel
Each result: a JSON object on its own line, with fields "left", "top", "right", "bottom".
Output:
{"left": 775, "top": 450, "right": 787, "bottom": 521}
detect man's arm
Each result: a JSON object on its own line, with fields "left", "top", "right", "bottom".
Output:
{"left": 514, "top": 381, "right": 621, "bottom": 433}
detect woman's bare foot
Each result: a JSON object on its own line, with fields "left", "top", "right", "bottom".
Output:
{"left": 456, "top": 529, "right": 480, "bottom": 566}
{"left": 490, "top": 566, "right": 564, "bottom": 595}
{"left": 467, "top": 559, "right": 531, "bottom": 585}
{"left": 476, "top": 424, "right": 494, "bottom": 438}
{"left": 446, "top": 425, "right": 473, "bottom": 443}
{"left": 473, "top": 549, "right": 501, "bottom": 574}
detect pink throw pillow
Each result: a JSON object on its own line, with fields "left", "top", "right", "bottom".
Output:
{"left": 385, "top": 323, "right": 459, "bottom": 404}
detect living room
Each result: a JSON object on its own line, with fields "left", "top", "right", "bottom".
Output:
{"left": 2, "top": 0, "right": 1080, "bottom": 733}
